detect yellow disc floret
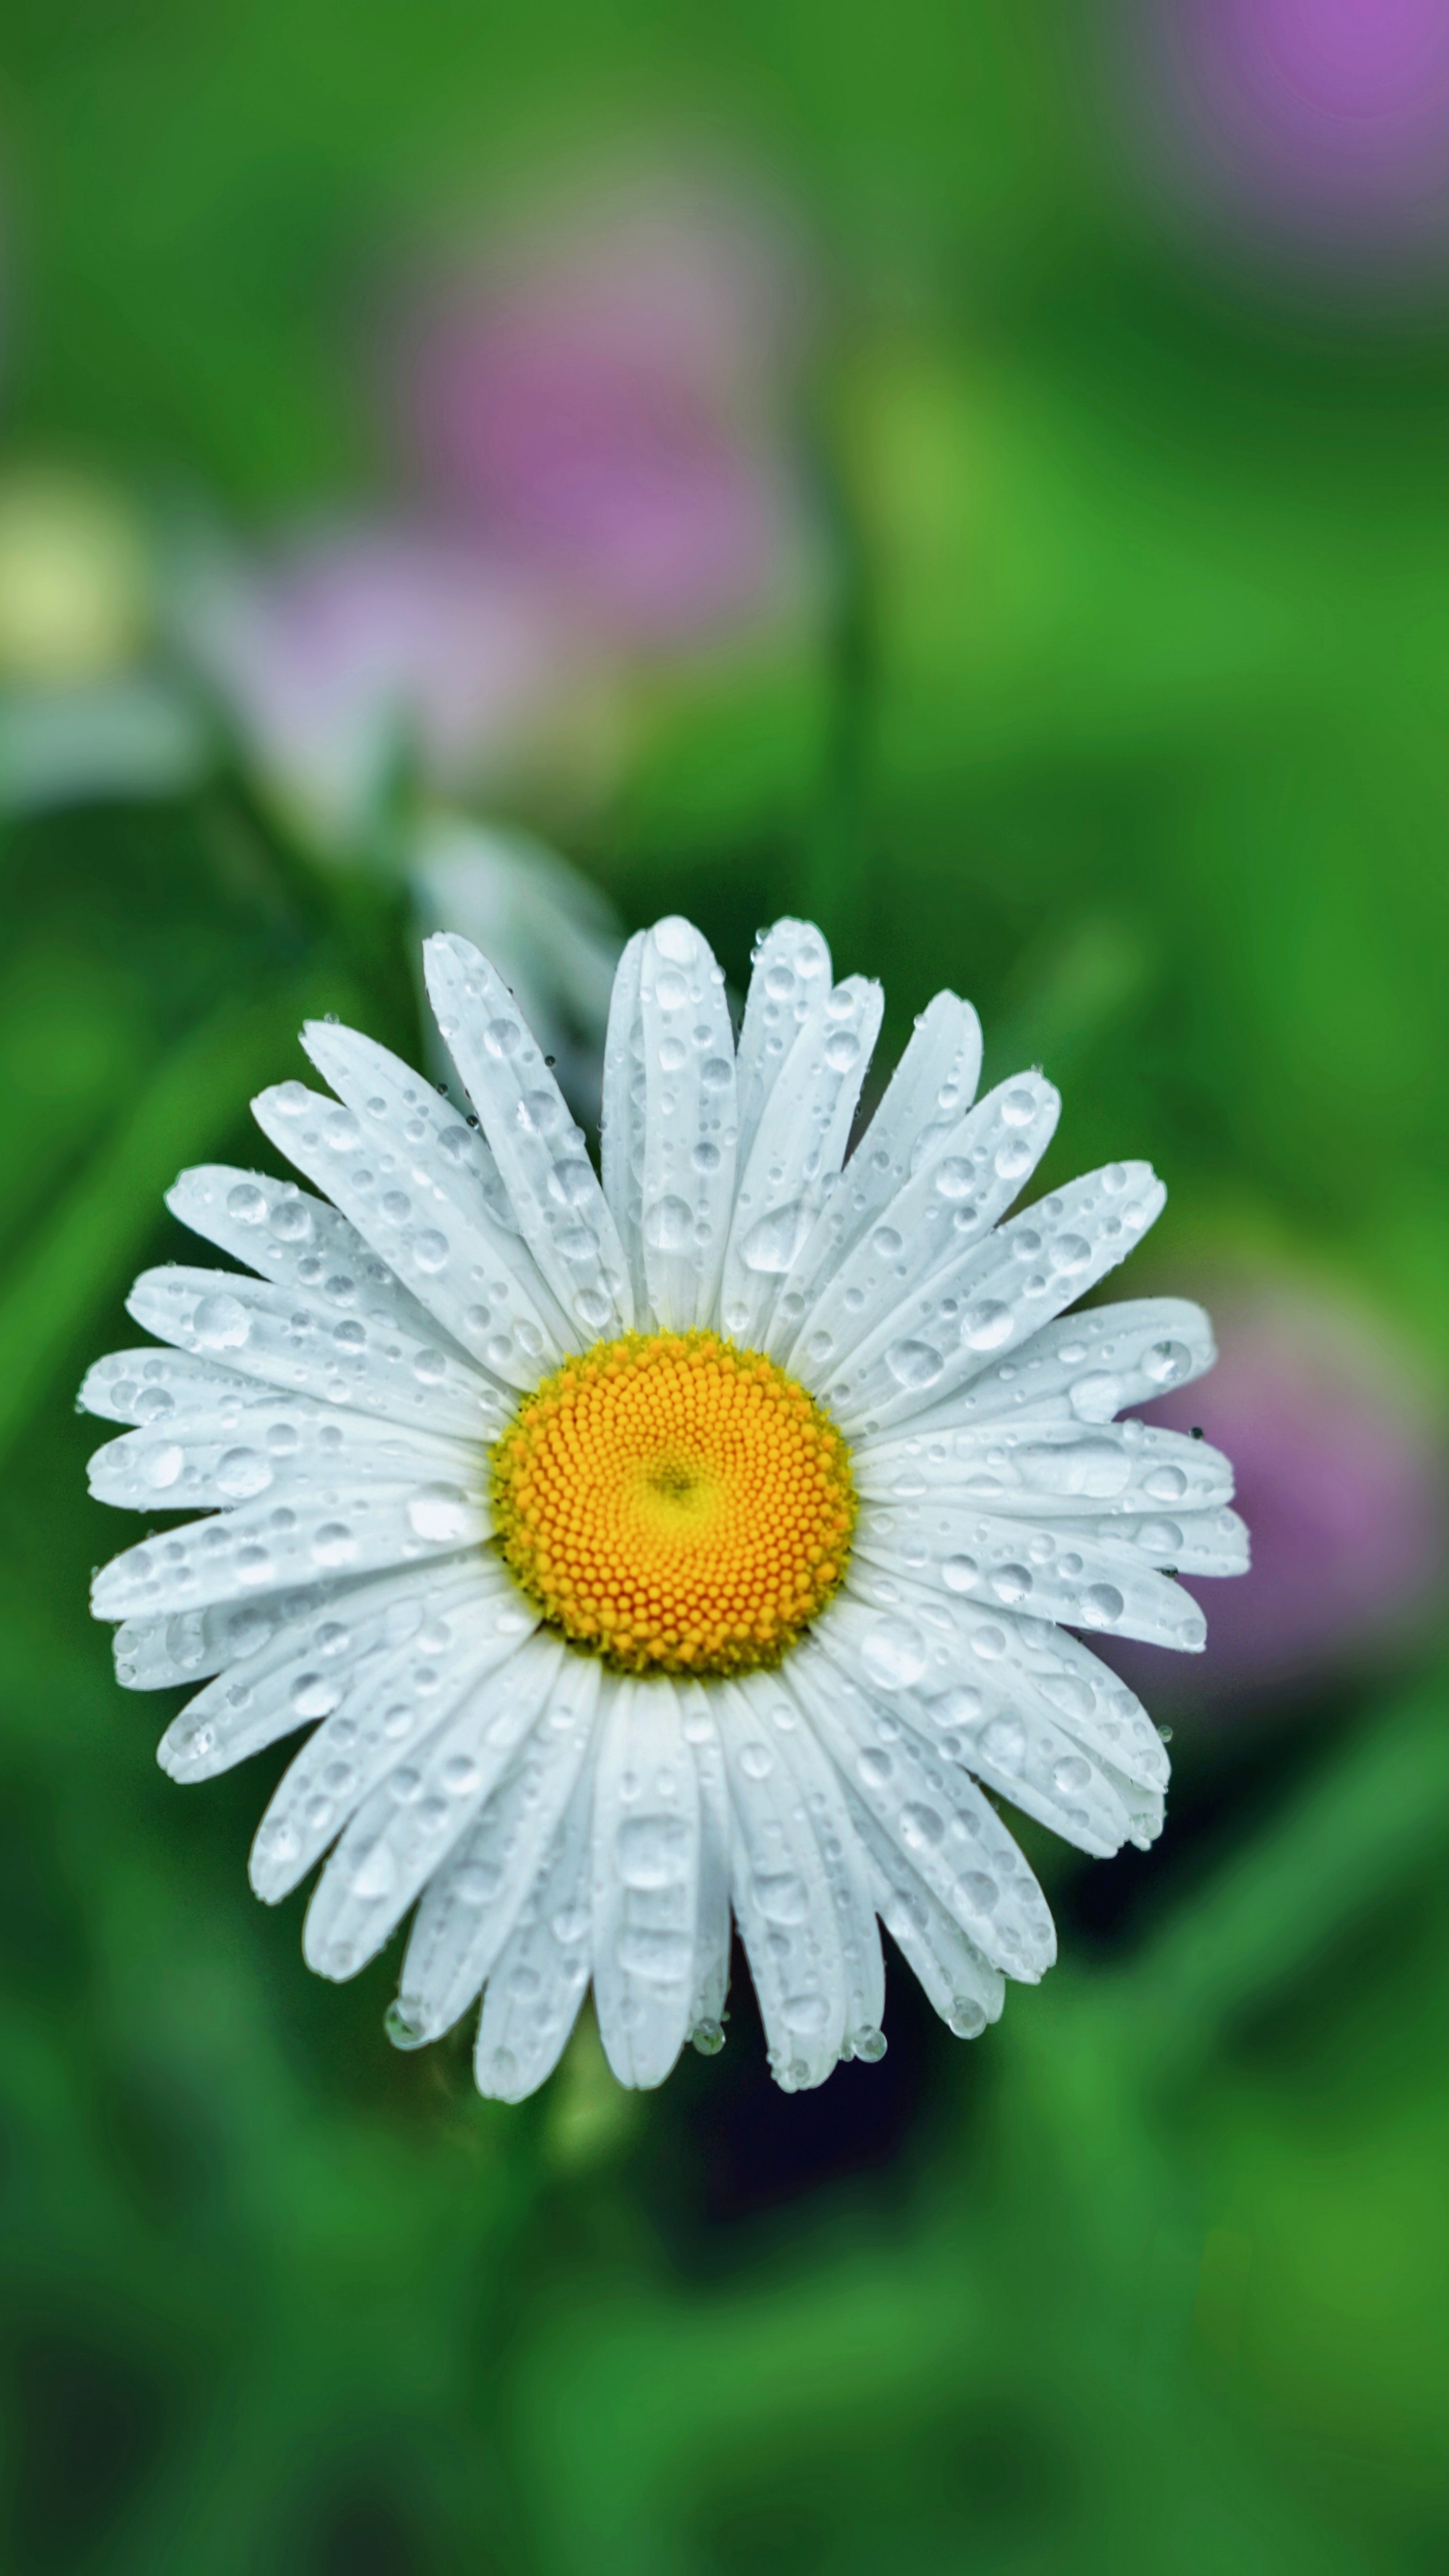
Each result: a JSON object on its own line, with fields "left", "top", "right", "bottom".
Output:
{"left": 490, "top": 1330, "right": 857, "bottom": 1676}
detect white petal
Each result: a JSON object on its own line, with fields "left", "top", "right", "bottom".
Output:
{"left": 788, "top": 1638, "right": 1057, "bottom": 1980}
{"left": 853, "top": 1816, "right": 1005, "bottom": 2039}
{"left": 397, "top": 1658, "right": 602, "bottom": 2040}
{"left": 254, "top": 1068, "right": 571, "bottom": 1387}
{"left": 902, "top": 1297, "right": 1218, "bottom": 1437}
{"left": 825, "top": 1163, "right": 1167, "bottom": 1436}
{"left": 854, "top": 1418, "right": 1234, "bottom": 1519}
{"left": 80, "top": 1346, "right": 253, "bottom": 1428}
{"left": 599, "top": 930, "right": 648, "bottom": 1318}
{"left": 155, "top": 1560, "right": 505, "bottom": 1780}
{"left": 294, "top": 1019, "right": 580, "bottom": 1364}
{"left": 634, "top": 918, "right": 738, "bottom": 1331}
{"left": 165, "top": 1165, "right": 464, "bottom": 1364}
{"left": 780, "top": 1072, "right": 1059, "bottom": 1376}
{"left": 895, "top": 1682, "right": 1132, "bottom": 1861}
{"left": 249, "top": 1585, "right": 542, "bottom": 1900}
{"left": 125, "top": 1265, "right": 503, "bottom": 1441}
{"left": 589, "top": 1676, "right": 700, "bottom": 2090}
{"left": 92, "top": 1477, "right": 490, "bottom": 1623}
{"left": 716, "top": 1673, "right": 851, "bottom": 2088}
{"left": 823, "top": 1572, "right": 1170, "bottom": 1792}
{"left": 423, "top": 932, "right": 633, "bottom": 1338}
{"left": 474, "top": 1760, "right": 597, "bottom": 2100}
{"left": 718, "top": 973, "right": 883, "bottom": 1349}
{"left": 853, "top": 1503, "right": 1208, "bottom": 1651}
{"left": 768, "top": 1672, "right": 886, "bottom": 2051}
{"left": 733, "top": 918, "right": 834, "bottom": 1173}
{"left": 88, "top": 1405, "right": 477, "bottom": 1515}
{"left": 302, "top": 1630, "right": 567, "bottom": 1979}
{"left": 676, "top": 1681, "right": 733, "bottom": 2035}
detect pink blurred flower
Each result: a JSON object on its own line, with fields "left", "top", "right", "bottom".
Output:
{"left": 1109, "top": 1277, "right": 1448, "bottom": 1715}
{"left": 1134, "top": 0, "right": 1449, "bottom": 275}
{"left": 182, "top": 523, "right": 580, "bottom": 847}
{"left": 391, "top": 170, "right": 815, "bottom": 641}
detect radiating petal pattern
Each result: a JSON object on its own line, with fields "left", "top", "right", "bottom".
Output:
{"left": 84, "top": 909, "right": 1244, "bottom": 2102}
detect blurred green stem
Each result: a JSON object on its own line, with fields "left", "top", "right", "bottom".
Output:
{"left": 801, "top": 431, "right": 876, "bottom": 971}
{"left": 0, "top": 969, "right": 360, "bottom": 1466}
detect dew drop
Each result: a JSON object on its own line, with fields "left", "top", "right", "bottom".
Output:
{"left": 193, "top": 1293, "right": 250, "bottom": 1351}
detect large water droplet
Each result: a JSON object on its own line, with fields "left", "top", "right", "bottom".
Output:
{"left": 860, "top": 1617, "right": 928, "bottom": 1690}
{"left": 616, "top": 1926, "right": 691, "bottom": 1981}
{"left": 216, "top": 1446, "right": 272, "bottom": 1499}
{"left": 193, "top": 1293, "right": 250, "bottom": 1351}
{"left": 885, "top": 1339, "right": 945, "bottom": 1391}
{"left": 1079, "top": 1582, "right": 1126, "bottom": 1628}
{"left": 616, "top": 1814, "right": 689, "bottom": 1888}
{"left": 782, "top": 1992, "right": 830, "bottom": 2034}
{"left": 963, "top": 1301, "right": 1013, "bottom": 1352}
{"left": 290, "top": 1672, "right": 341, "bottom": 1720}
{"left": 740, "top": 1203, "right": 810, "bottom": 1274}
{"left": 653, "top": 915, "right": 698, "bottom": 966}
{"left": 384, "top": 1997, "right": 430, "bottom": 2049}
{"left": 351, "top": 1844, "right": 398, "bottom": 1901}
{"left": 226, "top": 1182, "right": 267, "bottom": 1225}
{"left": 1144, "top": 1340, "right": 1193, "bottom": 1386}
{"left": 644, "top": 1195, "right": 693, "bottom": 1254}
{"left": 407, "top": 1483, "right": 476, "bottom": 1543}
{"left": 753, "top": 1871, "right": 809, "bottom": 1925}
{"left": 1144, "top": 1464, "right": 1188, "bottom": 1502}
{"left": 1069, "top": 1371, "right": 1124, "bottom": 1424}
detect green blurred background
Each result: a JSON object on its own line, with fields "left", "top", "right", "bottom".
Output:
{"left": 5, "top": 1, "right": 1449, "bottom": 2569}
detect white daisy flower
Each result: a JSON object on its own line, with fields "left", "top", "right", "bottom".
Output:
{"left": 83, "top": 916, "right": 1246, "bottom": 2098}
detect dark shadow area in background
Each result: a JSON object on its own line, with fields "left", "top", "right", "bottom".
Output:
{"left": 631, "top": 1928, "right": 963, "bottom": 2267}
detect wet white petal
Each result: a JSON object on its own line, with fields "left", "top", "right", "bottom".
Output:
{"left": 634, "top": 917, "right": 739, "bottom": 1332}
{"left": 424, "top": 932, "right": 633, "bottom": 1339}
{"left": 92, "top": 1476, "right": 490, "bottom": 1624}
{"left": 719, "top": 973, "right": 883, "bottom": 1350}
{"left": 303, "top": 1631, "right": 566, "bottom": 1980}
{"left": 125, "top": 1264, "right": 503, "bottom": 1440}
{"left": 853, "top": 1500, "right": 1208, "bottom": 1651}
{"left": 902, "top": 1297, "right": 1217, "bottom": 1436}
{"left": 821, "top": 1574, "right": 1171, "bottom": 1794}
{"left": 677, "top": 1681, "right": 733, "bottom": 2038}
{"left": 589, "top": 1676, "right": 701, "bottom": 2090}
{"left": 782, "top": 989, "right": 983, "bottom": 1318}
{"left": 254, "top": 1068, "right": 571, "bottom": 1387}
{"left": 397, "top": 1658, "right": 602, "bottom": 2041}
{"left": 780, "top": 1071, "right": 1059, "bottom": 1377}
{"left": 156, "top": 1560, "right": 511, "bottom": 1780}
{"left": 717, "top": 1673, "right": 853, "bottom": 2088}
{"left": 824, "top": 1163, "right": 1168, "bottom": 1436}
{"left": 250, "top": 1585, "right": 540, "bottom": 1899}
{"left": 733, "top": 917, "right": 834, "bottom": 1173}
{"left": 474, "top": 1760, "right": 597, "bottom": 2101}
{"left": 787, "top": 1640, "right": 1057, "bottom": 1981}
{"left": 599, "top": 930, "right": 649, "bottom": 1319}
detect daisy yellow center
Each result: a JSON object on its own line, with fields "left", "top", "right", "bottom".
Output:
{"left": 490, "top": 1330, "right": 857, "bottom": 1676}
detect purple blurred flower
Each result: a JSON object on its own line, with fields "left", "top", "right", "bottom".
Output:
{"left": 392, "top": 171, "right": 814, "bottom": 641}
{"left": 1134, "top": 0, "right": 1449, "bottom": 275}
{"left": 182, "top": 523, "right": 581, "bottom": 846}
{"left": 1109, "top": 1277, "right": 1448, "bottom": 1715}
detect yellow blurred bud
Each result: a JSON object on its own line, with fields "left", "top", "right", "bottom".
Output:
{"left": 0, "top": 467, "right": 152, "bottom": 684}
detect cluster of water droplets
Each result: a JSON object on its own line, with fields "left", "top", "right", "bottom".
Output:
{"left": 421, "top": 938, "right": 633, "bottom": 1343}
{"left": 254, "top": 1042, "right": 586, "bottom": 1385}
{"left": 821, "top": 1161, "right": 1167, "bottom": 1438}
